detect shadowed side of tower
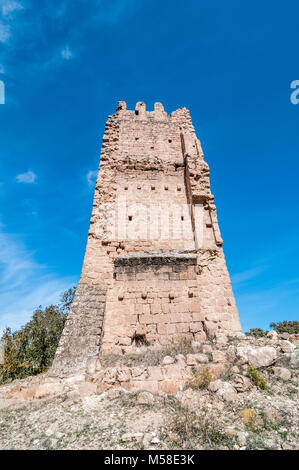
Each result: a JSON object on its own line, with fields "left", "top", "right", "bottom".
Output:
{"left": 50, "top": 102, "right": 241, "bottom": 376}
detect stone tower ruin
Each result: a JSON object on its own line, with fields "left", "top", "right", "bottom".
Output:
{"left": 51, "top": 101, "right": 241, "bottom": 375}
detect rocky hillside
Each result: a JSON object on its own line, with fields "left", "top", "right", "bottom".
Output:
{"left": 0, "top": 331, "right": 298, "bottom": 450}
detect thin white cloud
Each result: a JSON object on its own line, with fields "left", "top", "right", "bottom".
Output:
{"left": 0, "top": 21, "right": 10, "bottom": 43}
{"left": 87, "top": 170, "right": 97, "bottom": 187}
{"left": 0, "top": 1, "right": 23, "bottom": 43}
{"left": 0, "top": 228, "right": 76, "bottom": 333}
{"left": 43, "top": 45, "right": 75, "bottom": 69}
{"left": 1, "top": 0, "right": 23, "bottom": 17}
{"left": 231, "top": 266, "right": 266, "bottom": 286}
{"left": 16, "top": 170, "right": 37, "bottom": 184}
{"left": 61, "top": 45, "right": 73, "bottom": 60}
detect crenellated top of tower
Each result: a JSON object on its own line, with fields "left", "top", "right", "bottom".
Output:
{"left": 115, "top": 101, "right": 192, "bottom": 123}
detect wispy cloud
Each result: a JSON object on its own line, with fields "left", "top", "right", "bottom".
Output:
{"left": 86, "top": 170, "right": 97, "bottom": 187}
{"left": 231, "top": 266, "right": 267, "bottom": 286}
{"left": 0, "top": 1, "right": 135, "bottom": 72}
{"left": 1, "top": 0, "right": 23, "bottom": 17}
{"left": 61, "top": 45, "right": 73, "bottom": 60}
{"left": 0, "top": 228, "right": 76, "bottom": 333}
{"left": 0, "top": 0, "right": 23, "bottom": 43}
{"left": 0, "top": 21, "right": 10, "bottom": 43}
{"left": 16, "top": 170, "right": 37, "bottom": 184}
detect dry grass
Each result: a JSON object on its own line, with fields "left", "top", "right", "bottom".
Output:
{"left": 188, "top": 367, "right": 212, "bottom": 390}
{"left": 165, "top": 403, "right": 235, "bottom": 449}
{"left": 100, "top": 337, "right": 193, "bottom": 368}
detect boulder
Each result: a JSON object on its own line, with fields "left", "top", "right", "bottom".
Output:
{"left": 64, "top": 373, "right": 86, "bottom": 385}
{"left": 289, "top": 334, "right": 299, "bottom": 344}
{"left": 137, "top": 391, "right": 155, "bottom": 405}
{"left": 117, "top": 367, "right": 131, "bottom": 382}
{"left": 264, "top": 407, "right": 283, "bottom": 424}
{"left": 191, "top": 341, "right": 201, "bottom": 351}
{"left": 215, "top": 333, "right": 228, "bottom": 345}
{"left": 162, "top": 356, "right": 175, "bottom": 365}
{"left": 212, "top": 350, "right": 227, "bottom": 363}
{"left": 279, "top": 340, "right": 295, "bottom": 354}
{"left": 175, "top": 354, "right": 186, "bottom": 365}
{"left": 233, "top": 374, "right": 252, "bottom": 393}
{"left": 208, "top": 379, "right": 238, "bottom": 402}
{"left": 236, "top": 346, "right": 277, "bottom": 368}
{"left": 267, "top": 330, "right": 278, "bottom": 340}
{"left": 176, "top": 388, "right": 202, "bottom": 410}
{"left": 102, "top": 368, "right": 117, "bottom": 384}
{"left": 34, "top": 381, "right": 65, "bottom": 399}
{"left": 272, "top": 367, "right": 292, "bottom": 381}
{"left": 290, "top": 349, "right": 299, "bottom": 365}
{"left": 186, "top": 354, "right": 197, "bottom": 366}
{"left": 121, "top": 432, "right": 143, "bottom": 442}
{"left": 194, "top": 353, "right": 209, "bottom": 363}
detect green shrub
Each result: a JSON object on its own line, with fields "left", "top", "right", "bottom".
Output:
{"left": 269, "top": 321, "right": 299, "bottom": 335}
{"left": 247, "top": 364, "right": 267, "bottom": 390}
{"left": 245, "top": 328, "right": 267, "bottom": 338}
{"left": 0, "top": 287, "right": 75, "bottom": 384}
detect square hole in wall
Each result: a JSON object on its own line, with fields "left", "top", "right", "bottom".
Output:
{"left": 128, "top": 216, "right": 133, "bottom": 221}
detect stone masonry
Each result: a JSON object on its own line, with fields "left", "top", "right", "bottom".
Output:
{"left": 51, "top": 101, "right": 242, "bottom": 376}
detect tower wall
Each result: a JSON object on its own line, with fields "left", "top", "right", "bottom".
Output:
{"left": 51, "top": 102, "right": 241, "bottom": 375}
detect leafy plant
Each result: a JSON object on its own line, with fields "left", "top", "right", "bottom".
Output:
{"left": 240, "top": 409, "right": 257, "bottom": 426}
{"left": 0, "top": 287, "right": 76, "bottom": 384}
{"left": 269, "top": 321, "right": 299, "bottom": 335}
{"left": 247, "top": 364, "right": 267, "bottom": 390}
{"left": 245, "top": 328, "right": 267, "bottom": 338}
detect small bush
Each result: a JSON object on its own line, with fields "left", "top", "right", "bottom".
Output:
{"left": 247, "top": 364, "right": 267, "bottom": 390}
{"left": 0, "top": 287, "right": 75, "bottom": 384}
{"left": 240, "top": 409, "right": 257, "bottom": 426}
{"left": 270, "top": 321, "right": 299, "bottom": 335}
{"left": 245, "top": 328, "right": 267, "bottom": 338}
{"left": 189, "top": 367, "right": 212, "bottom": 390}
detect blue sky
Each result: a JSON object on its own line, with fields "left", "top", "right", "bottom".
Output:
{"left": 0, "top": 0, "right": 298, "bottom": 333}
